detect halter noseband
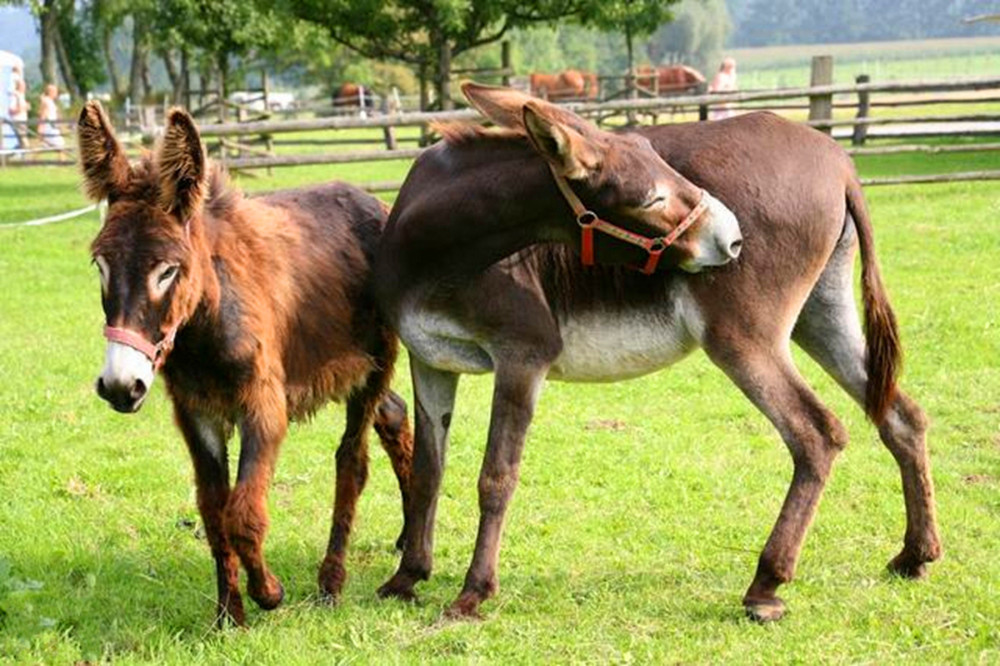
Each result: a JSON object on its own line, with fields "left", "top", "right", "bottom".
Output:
{"left": 103, "top": 324, "right": 179, "bottom": 372}
{"left": 548, "top": 164, "right": 708, "bottom": 275}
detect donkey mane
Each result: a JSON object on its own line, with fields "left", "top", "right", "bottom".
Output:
{"left": 503, "top": 244, "right": 670, "bottom": 315}
{"left": 431, "top": 121, "right": 525, "bottom": 146}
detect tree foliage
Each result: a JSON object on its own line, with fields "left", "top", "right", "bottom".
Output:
{"left": 732, "top": 0, "right": 1000, "bottom": 47}
{"left": 647, "top": 0, "right": 731, "bottom": 73}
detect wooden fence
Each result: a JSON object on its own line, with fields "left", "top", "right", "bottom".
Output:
{"left": 5, "top": 68, "right": 1000, "bottom": 191}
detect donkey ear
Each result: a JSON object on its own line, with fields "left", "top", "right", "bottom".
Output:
{"left": 158, "top": 107, "right": 206, "bottom": 222}
{"left": 77, "top": 100, "right": 131, "bottom": 201}
{"left": 462, "top": 81, "right": 531, "bottom": 130}
{"left": 522, "top": 102, "right": 602, "bottom": 180}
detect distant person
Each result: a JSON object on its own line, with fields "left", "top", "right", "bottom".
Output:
{"left": 38, "top": 83, "right": 65, "bottom": 156}
{"left": 8, "top": 74, "right": 30, "bottom": 150}
{"left": 709, "top": 57, "right": 738, "bottom": 120}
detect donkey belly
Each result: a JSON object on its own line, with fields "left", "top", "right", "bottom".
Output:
{"left": 548, "top": 306, "right": 699, "bottom": 382}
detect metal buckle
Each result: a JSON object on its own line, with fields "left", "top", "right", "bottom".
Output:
{"left": 577, "top": 211, "right": 597, "bottom": 227}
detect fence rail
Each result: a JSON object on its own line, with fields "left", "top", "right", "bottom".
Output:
{"left": 5, "top": 70, "right": 1000, "bottom": 191}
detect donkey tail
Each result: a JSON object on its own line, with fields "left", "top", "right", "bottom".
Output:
{"left": 846, "top": 176, "right": 900, "bottom": 424}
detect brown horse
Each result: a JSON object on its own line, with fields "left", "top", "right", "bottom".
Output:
{"left": 530, "top": 69, "right": 599, "bottom": 101}
{"left": 374, "top": 84, "right": 941, "bottom": 622}
{"left": 78, "top": 101, "right": 413, "bottom": 626}
{"left": 636, "top": 64, "right": 706, "bottom": 94}
{"left": 333, "top": 82, "right": 375, "bottom": 112}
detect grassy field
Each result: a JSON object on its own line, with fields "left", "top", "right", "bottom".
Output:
{"left": 730, "top": 36, "right": 1000, "bottom": 89}
{"left": 1, "top": 146, "right": 999, "bottom": 664}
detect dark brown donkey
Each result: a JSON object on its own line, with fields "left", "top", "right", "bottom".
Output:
{"left": 78, "top": 102, "right": 413, "bottom": 626}
{"left": 374, "top": 84, "right": 941, "bottom": 622}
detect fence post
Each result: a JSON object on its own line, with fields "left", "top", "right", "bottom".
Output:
{"left": 808, "top": 55, "right": 834, "bottom": 134}
{"left": 382, "top": 95, "right": 397, "bottom": 151}
{"left": 262, "top": 69, "right": 273, "bottom": 175}
{"left": 852, "top": 74, "right": 871, "bottom": 146}
{"left": 697, "top": 81, "right": 709, "bottom": 121}
{"left": 501, "top": 41, "right": 511, "bottom": 87}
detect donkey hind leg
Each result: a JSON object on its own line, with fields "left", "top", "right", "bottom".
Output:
{"left": 174, "top": 406, "right": 244, "bottom": 626}
{"left": 446, "top": 363, "right": 549, "bottom": 619}
{"left": 225, "top": 382, "right": 288, "bottom": 611}
{"left": 708, "top": 344, "right": 849, "bottom": 623}
{"left": 792, "top": 242, "right": 941, "bottom": 578}
{"left": 373, "top": 389, "right": 414, "bottom": 551}
{"left": 317, "top": 372, "right": 401, "bottom": 600}
{"left": 378, "top": 358, "right": 459, "bottom": 602}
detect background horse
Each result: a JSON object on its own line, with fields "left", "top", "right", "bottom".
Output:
{"left": 530, "top": 69, "right": 599, "bottom": 101}
{"left": 78, "top": 101, "right": 412, "bottom": 626}
{"left": 333, "top": 82, "right": 376, "bottom": 113}
{"left": 374, "top": 85, "right": 940, "bottom": 622}
{"left": 636, "top": 64, "right": 706, "bottom": 95}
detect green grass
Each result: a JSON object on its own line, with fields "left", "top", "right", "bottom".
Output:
{"left": 1, "top": 149, "right": 999, "bottom": 663}
{"left": 730, "top": 36, "right": 1000, "bottom": 89}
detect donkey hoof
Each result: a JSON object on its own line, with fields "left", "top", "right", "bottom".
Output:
{"left": 444, "top": 593, "right": 484, "bottom": 621}
{"left": 318, "top": 559, "right": 347, "bottom": 601}
{"left": 216, "top": 595, "right": 247, "bottom": 629}
{"left": 744, "top": 597, "right": 786, "bottom": 623}
{"left": 887, "top": 552, "right": 928, "bottom": 580}
{"left": 250, "top": 578, "right": 285, "bottom": 611}
{"left": 377, "top": 576, "right": 418, "bottom": 602}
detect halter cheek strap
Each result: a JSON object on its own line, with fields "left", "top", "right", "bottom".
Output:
{"left": 548, "top": 164, "right": 708, "bottom": 275}
{"left": 103, "top": 324, "right": 179, "bottom": 372}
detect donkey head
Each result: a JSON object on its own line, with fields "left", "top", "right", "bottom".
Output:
{"left": 80, "top": 101, "right": 209, "bottom": 413}
{"left": 462, "top": 82, "right": 742, "bottom": 273}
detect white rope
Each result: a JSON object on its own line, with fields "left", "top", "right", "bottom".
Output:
{"left": 0, "top": 203, "right": 100, "bottom": 229}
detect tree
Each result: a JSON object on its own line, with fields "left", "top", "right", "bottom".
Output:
{"left": 582, "top": 0, "right": 680, "bottom": 98}
{"left": 154, "top": 0, "right": 283, "bottom": 117}
{"left": 646, "top": 0, "right": 731, "bottom": 74}
{"left": 282, "top": 0, "right": 594, "bottom": 110}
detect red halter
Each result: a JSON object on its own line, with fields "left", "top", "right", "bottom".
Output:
{"left": 549, "top": 164, "right": 708, "bottom": 275}
{"left": 103, "top": 324, "right": 179, "bottom": 372}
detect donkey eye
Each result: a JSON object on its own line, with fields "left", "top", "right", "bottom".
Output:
{"left": 149, "top": 262, "right": 180, "bottom": 300}
{"left": 158, "top": 265, "right": 179, "bottom": 284}
{"left": 643, "top": 196, "right": 666, "bottom": 209}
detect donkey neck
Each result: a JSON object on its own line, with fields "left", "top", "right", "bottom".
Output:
{"left": 384, "top": 139, "right": 576, "bottom": 286}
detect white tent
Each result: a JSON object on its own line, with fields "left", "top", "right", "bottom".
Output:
{"left": 1, "top": 50, "right": 26, "bottom": 152}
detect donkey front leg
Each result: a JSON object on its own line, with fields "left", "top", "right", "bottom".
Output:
{"left": 709, "top": 345, "right": 849, "bottom": 623}
{"left": 446, "top": 363, "right": 548, "bottom": 619}
{"left": 225, "top": 382, "right": 288, "bottom": 611}
{"left": 173, "top": 405, "right": 244, "bottom": 627}
{"left": 378, "top": 359, "right": 457, "bottom": 601}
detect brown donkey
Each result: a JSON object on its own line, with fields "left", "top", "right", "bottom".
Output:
{"left": 374, "top": 84, "right": 941, "bottom": 622}
{"left": 79, "top": 102, "right": 413, "bottom": 626}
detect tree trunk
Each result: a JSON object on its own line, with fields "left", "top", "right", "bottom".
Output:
{"left": 161, "top": 49, "right": 181, "bottom": 103}
{"left": 217, "top": 57, "right": 228, "bottom": 122}
{"left": 128, "top": 20, "right": 149, "bottom": 104}
{"left": 625, "top": 24, "right": 637, "bottom": 125}
{"left": 103, "top": 26, "right": 123, "bottom": 99}
{"left": 38, "top": 0, "right": 59, "bottom": 85}
{"left": 53, "top": 20, "right": 81, "bottom": 99}
{"left": 436, "top": 40, "right": 453, "bottom": 111}
{"left": 180, "top": 49, "right": 191, "bottom": 108}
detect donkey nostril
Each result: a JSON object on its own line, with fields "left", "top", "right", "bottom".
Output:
{"left": 727, "top": 238, "right": 743, "bottom": 259}
{"left": 131, "top": 378, "right": 147, "bottom": 401}
{"left": 96, "top": 376, "right": 107, "bottom": 398}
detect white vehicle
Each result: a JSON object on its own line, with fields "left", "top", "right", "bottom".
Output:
{"left": 229, "top": 90, "right": 295, "bottom": 112}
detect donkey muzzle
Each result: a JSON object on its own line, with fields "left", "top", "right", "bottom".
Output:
{"left": 96, "top": 341, "right": 155, "bottom": 413}
{"left": 680, "top": 192, "right": 743, "bottom": 272}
